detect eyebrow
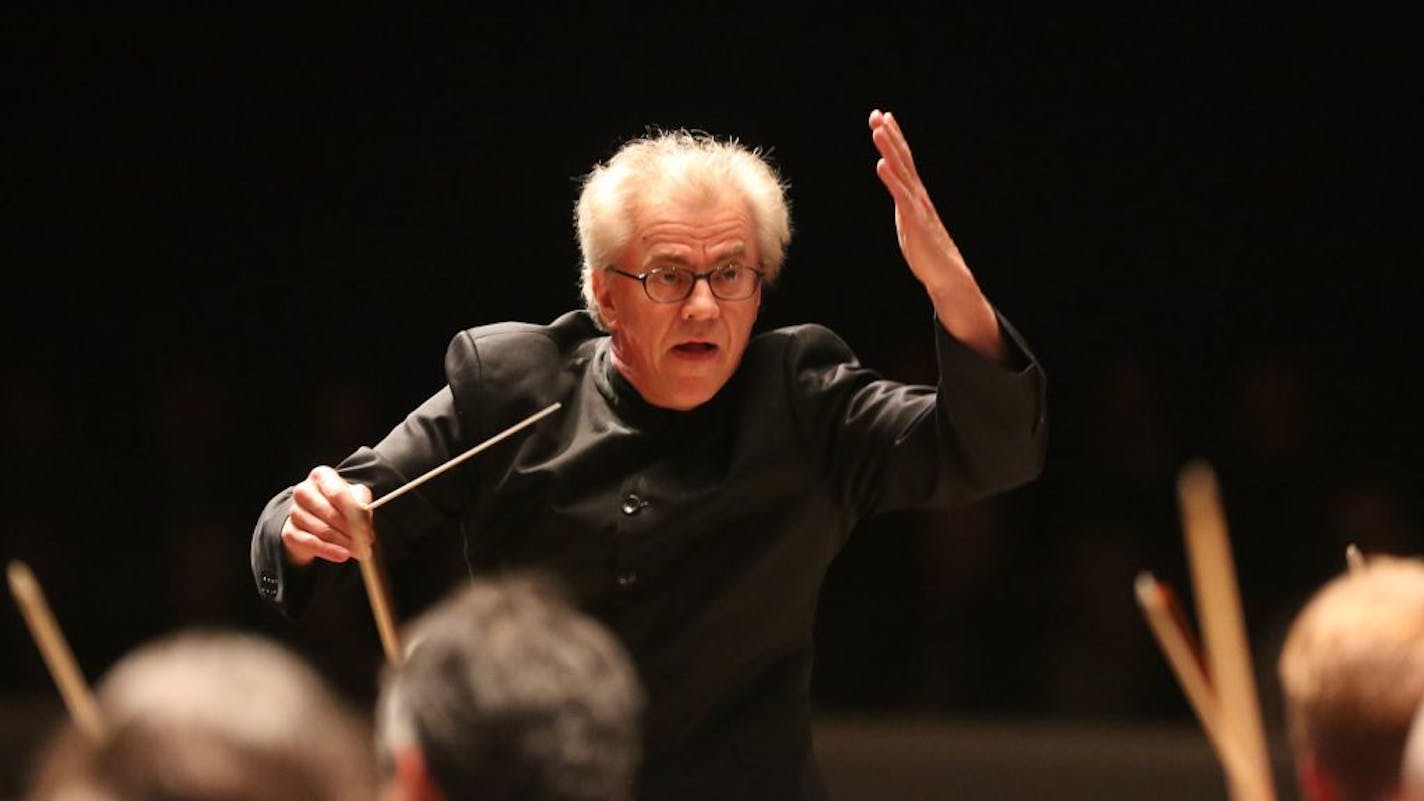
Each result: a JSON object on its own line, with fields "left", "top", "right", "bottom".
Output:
{"left": 644, "top": 244, "right": 749, "bottom": 267}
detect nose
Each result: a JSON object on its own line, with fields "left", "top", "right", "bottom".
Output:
{"left": 680, "top": 277, "right": 722, "bottom": 320}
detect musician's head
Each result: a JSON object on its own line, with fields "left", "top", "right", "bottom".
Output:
{"left": 376, "top": 571, "right": 644, "bottom": 801}
{"left": 24, "top": 629, "right": 374, "bottom": 801}
{"left": 576, "top": 130, "right": 792, "bottom": 410}
{"left": 1278, "top": 555, "right": 1424, "bottom": 801}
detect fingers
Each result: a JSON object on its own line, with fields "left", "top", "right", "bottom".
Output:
{"left": 350, "top": 483, "right": 372, "bottom": 507}
{"left": 282, "top": 515, "right": 352, "bottom": 565}
{"left": 281, "top": 466, "right": 374, "bottom": 565}
{"left": 288, "top": 503, "right": 356, "bottom": 553}
{"left": 883, "top": 112, "right": 916, "bottom": 175}
{"left": 868, "top": 109, "right": 963, "bottom": 285}
{"left": 870, "top": 109, "right": 947, "bottom": 231}
{"left": 340, "top": 483, "right": 375, "bottom": 561}
{"left": 292, "top": 469, "right": 354, "bottom": 538}
{"left": 869, "top": 109, "right": 920, "bottom": 187}
{"left": 875, "top": 157, "right": 913, "bottom": 212}
{"left": 870, "top": 118, "right": 927, "bottom": 229}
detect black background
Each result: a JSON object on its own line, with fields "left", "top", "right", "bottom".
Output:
{"left": 4, "top": 5, "right": 1420, "bottom": 740}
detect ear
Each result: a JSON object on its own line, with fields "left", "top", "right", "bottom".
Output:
{"left": 386, "top": 745, "right": 444, "bottom": 801}
{"left": 591, "top": 268, "right": 619, "bottom": 329}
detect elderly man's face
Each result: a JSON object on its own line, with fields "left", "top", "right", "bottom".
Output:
{"left": 593, "top": 194, "right": 761, "bottom": 410}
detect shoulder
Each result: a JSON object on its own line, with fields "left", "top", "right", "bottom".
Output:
{"left": 745, "top": 323, "right": 859, "bottom": 372}
{"left": 445, "top": 311, "right": 601, "bottom": 376}
{"left": 443, "top": 311, "right": 601, "bottom": 415}
{"left": 734, "top": 324, "right": 869, "bottom": 414}
{"left": 449, "top": 310, "right": 599, "bottom": 356}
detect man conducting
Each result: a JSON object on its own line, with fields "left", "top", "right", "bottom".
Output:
{"left": 252, "top": 110, "right": 1048, "bottom": 800}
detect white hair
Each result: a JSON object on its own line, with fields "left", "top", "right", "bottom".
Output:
{"left": 574, "top": 129, "right": 792, "bottom": 329}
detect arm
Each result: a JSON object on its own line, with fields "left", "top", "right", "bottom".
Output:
{"left": 251, "top": 387, "right": 472, "bottom": 616}
{"left": 250, "top": 316, "right": 581, "bottom": 617}
{"left": 869, "top": 109, "right": 1007, "bottom": 363}
{"left": 787, "top": 318, "right": 1045, "bottom": 520}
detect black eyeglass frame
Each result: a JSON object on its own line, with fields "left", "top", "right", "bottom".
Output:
{"left": 607, "top": 264, "right": 766, "bottom": 303}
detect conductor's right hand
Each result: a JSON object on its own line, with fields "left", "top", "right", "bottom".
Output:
{"left": 281, "top": 465, "right": 374, "bottom": 566}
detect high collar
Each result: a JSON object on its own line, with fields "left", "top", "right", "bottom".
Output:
{"left": 592, "top": 338, "right": 735, "bottom": 430}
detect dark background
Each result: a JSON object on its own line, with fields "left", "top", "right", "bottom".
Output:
{"left": 3, "top": 3, "right": 1420, "bottom": 777}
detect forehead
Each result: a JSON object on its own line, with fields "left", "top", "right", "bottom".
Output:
{"left": 629, "top": 193, "right": 757, "bottom": 262}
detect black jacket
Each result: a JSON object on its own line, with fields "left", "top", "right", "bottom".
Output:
{"left": 252, "top": 309, "right": 1047, "bottom": 800}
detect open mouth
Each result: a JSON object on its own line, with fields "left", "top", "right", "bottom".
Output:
{"left": 673, "top": 342, "right": 718, "bottom": 354}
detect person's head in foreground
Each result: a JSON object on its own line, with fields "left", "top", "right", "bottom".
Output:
{"left": 1278, "top": 554, "right": 1424, "bottom": 801}
{"left": 577, "top": 128, "right": 792, "bottom": 411}
{"left": 376, "top": 571, "right": 645, "bottom": 801}
{"left": 24, "top": 629, "right": 375, "bottom": 801}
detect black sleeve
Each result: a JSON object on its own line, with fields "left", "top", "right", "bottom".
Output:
{"left": 786, "top": 310, "right": 1046, "bottom": 519}
{"left": 251, "top": 380, "right": 475, "bottom": 618}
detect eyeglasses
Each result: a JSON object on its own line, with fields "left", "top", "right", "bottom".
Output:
{"left": 608, "top": 264, "right": 765, "bottom": 303}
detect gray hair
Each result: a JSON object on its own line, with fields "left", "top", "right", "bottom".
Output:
{"left": 377, "top": 571, "right": 645, "bottom": 801}
{"left": 574, "top": 129, "right": 792, "bottom": 329}
{"left": 24, "top": 630, "right": 375, "bottom": 801}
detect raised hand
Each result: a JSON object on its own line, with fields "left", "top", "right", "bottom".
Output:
{"left": 870, "top": 109, "right": 1006, "bottom": 362}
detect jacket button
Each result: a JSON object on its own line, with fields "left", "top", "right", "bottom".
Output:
{"left": 621, "top": 494, "right": 646, "bottom": 515}
{"left": 616, "top": 571, "right": 638, "bottom": 588}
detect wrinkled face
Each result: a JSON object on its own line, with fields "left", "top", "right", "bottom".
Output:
{"left": 591, "top": 194, "right": 761, "bottom": 410}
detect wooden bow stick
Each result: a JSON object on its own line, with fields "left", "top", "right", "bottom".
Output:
{"left": 1345, "top": 543, "right": 1365, "bottom": 572}
{"left": 1136, "top": 574, "right": 1264, "bottom": 794}
{"left": 7, "top": 561, "right": 105, "bottom": 740}
{"left": 350, "top": 401, "right": 563, "bottom": 664}
{"left": 364, "top": 402, "right": 563, "bottom": 513}
{"left": 347, "top": 512, "right": 402, "bottom": 666}
{"left": 1135, "top": 460, "right": 1277, "bottom": 801}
